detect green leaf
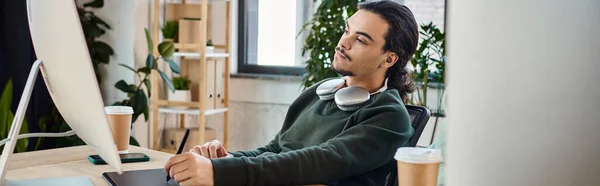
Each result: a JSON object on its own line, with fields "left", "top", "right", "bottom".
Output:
{"left": 134, "top": 90, "right": 147, "bottom": 116}
{"left": 144, "top": 79, "right": 152, "bottom": 98}
{"left": 158, "top": 42, "right": 175, "bottom": 58}
{"left": 128, "top": 90, "right": 147, "bottom": 123}
{"left": 81, "top": 22, "right": 104, "bottom": 38}
{"left": 0, "top": 79, "right": 13, "bottom": 139}
{"left": 0, "top": 78, "right": 28, "bottom": 153}
{"left": 143, "top": 104, "right": 149, "bottom": 122}
{"left": 84, "top": 0, "right": 104, "bottom": 8}
{"left": 159, "top": 70, "right": 175, "bottom": 92}
{"left": 145, "top": 28, "right": 153, "bottom": 53}
{"left": 91, "top": 16, "right": 111, "bottom": 29}
{"left": 90, "top": 41, "right": 114, "bottom": 56}
{"left": 92, "top": 52, "right": 110, "bottom": 64}
{"left": 115, "top": 80, "right": 135, "bottom": 93}
{"left": 137, "top": 67, "right": 151, "bottom": 74}
{"left": 119, "top": 64, "right": 136, "bottom": 72}
{"left": 16, "top": 112, "right": 28, "bottom": 152}
{"left": 146, "top": 55, "right": 155, "bottom": 69}
{"left": 161, "top": 21, "right": 179, "bottom": 39}
{"left": 163, "top": 58, "right": 180, "bottom": 74}
{"left": 129, "top": 136, "right": 140, "bottom": 147}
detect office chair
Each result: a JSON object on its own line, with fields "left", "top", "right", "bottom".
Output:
{"left": 384, "top": 104, "right": 431, "bottom": 186}
{"left": 406, "top": 104, "right": 431, "bottom": 147}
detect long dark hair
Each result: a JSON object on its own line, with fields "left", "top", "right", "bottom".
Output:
{"left": 358, "top": 0, "right": 418, "bottom": 102}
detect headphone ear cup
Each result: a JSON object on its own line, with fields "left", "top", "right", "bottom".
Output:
{"left": 335, "top": 87, "right": 370, "bottom": 111}
{"left": 316, "top": 78, "right": 345, "bottom": 100}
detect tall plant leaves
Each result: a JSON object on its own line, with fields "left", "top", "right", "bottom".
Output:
{"left": 128, "top": 90, "right": 147, "bottom": 123}
{"left": 163, "top": 58, "right": 180, "bottom": 74}
{"left": 145, "top": 28, "right": 153, "bottom": 53}
{"left": 0, "top": 79, "right": 29, "bottom": 153}
{"left": 158, "top": 42, "right": 175, "bottom": 58}
{"left": 300, "top": 0, "right": 364, "bottom": 89}
{"left": 115, "top": 80, "right": 135, "bottom": 93}
{"left": 146, "top": 55, "right": 155, "bottom": 69}
{"left": 119, "top": 64, "right": 136, "bottom": 72}
{"left": 84, "top": 0, "right": 104, "bottom": 8}
{"left": 159, "top": 70, "right": 175, "bottom": 92}
{"left": 144, "top": 79, "right": 152, "bottom": 98}
{"left": 0, "top": 79, "right": 12, "bottom": 138}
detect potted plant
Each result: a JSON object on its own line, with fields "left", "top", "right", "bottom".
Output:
{"left": 113, "top": 28, "right": 180, "bottom": 122}
{"left": 206, "top": 39, "right": 214, "bottom": 54}
{"left": 408, "top": 21, "right": 446, "bottom": 112}
{"left": 161, "top": 20, "right": 179, "bottom": 42}
{"left": 168, "top": 76, "right": 191, "bottom": 108}
{"left": 299, "top": 0, "right": 362, "bottom": 89}
{"left": 78, "top": 0, "right": 114, "bottom": 85}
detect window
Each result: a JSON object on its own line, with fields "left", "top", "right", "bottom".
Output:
{"left": 238, "top": 0, "right": 316, "bottom": 75}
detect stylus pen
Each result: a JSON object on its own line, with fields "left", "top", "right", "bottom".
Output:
{"left": 167, "top": 128, "right": 191, "bottom": 182}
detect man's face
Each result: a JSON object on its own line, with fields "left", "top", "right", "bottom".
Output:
{"left": 333, "top": 10, "right": 390, "bottom": 77}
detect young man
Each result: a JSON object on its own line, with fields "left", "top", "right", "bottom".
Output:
{"left": 164, "top": 1, "right": 419, "bottom": 185}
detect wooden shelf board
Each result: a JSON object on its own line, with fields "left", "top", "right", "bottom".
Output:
{"left": 174, "top": 43, "right": 227, "bottom": 50}
{"left": 156, "top": 100, "right": 200, "bottom": 108}
{"left": 173, "top": 52, "right": 230, "bottom": 59}
{"left": 158, "top": 107, "right": 229, "bottom": 116}
{"left": 167, "top": 0, "right": 230, "bottom": 4}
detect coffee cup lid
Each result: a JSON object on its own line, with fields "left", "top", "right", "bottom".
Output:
{"left": 395, "top": 147, "right": 442, "bottom": 164}
{"left": 104, "top": 106, "right": 134, "bottom": 115}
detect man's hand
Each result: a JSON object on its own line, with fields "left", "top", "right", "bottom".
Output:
{"left": 190, "top": 140, "right": 233, "bottom": 159}
{"left": 164, "top": 152, "right": 214, "bottom": 186}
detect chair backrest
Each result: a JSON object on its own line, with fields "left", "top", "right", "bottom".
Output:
{"left": 385, "top": 104, "right": 431, "bottom": 186}
{"left": 406, "top": 105, "right": 431, "bottom": 147}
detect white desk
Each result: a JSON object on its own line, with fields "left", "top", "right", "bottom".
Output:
{"left": 5, "top": 145, "right": 173, "bottom": 185}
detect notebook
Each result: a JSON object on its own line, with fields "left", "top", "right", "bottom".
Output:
{"left": 102, "top": 168, "right": 179, "bottom": 186}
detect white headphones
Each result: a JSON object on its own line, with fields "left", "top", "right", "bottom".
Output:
{"left": 316, "top": 77, "right": 388, "bottom": 111}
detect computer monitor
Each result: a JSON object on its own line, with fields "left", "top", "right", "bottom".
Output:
{"left": 0, "top": 0, "right": 124, "bottom": 181}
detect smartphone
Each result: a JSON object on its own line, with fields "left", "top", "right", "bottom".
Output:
{"left": 88, "top": 153, "right": 150, "bottom": 165}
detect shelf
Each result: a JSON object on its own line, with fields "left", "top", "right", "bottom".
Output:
{"left": 157, "top": 100, "right": 199, "bottom": 108}
{"left": 174, "top": 43, "right": 227, "bottom": 50}
{"left": 173, "top": 52, "right": 230, "bottom": 59}
{"left": 152, "top": 0, "right": 231, "bottom": 151}
{"left": 158, "top": 107, "right": 229, "bottom": 116}
{"left": 167, "top": 0, "right": 230, "bottom": 3}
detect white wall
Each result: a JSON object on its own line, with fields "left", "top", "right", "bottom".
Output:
{"left": 86, "top": 0, "right": 150, "bottom": 145}
{"left": 447, "top": 0, "right": 600, "bottom": 185}
{"left": 403, "top": 0, "right": 446, "bottom": 29}
{"left": 88, "top": 0, "right": 136, "bottom": 106}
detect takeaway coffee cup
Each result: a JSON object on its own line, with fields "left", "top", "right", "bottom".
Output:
{"left": 395, "top": 147, "right": 443, "bottom": 186}
{"left": 104, "top": 106, "right": 133, "bottom": 154}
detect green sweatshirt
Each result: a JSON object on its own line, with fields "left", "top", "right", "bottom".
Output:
{"left": 211, "top": 81, "right": 414, "bottom": 186}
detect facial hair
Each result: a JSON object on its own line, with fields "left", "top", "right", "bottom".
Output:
{"left": 333, "top": 65, "right": 355, "bottom": 76}
{"left": 333, "top": 46, "right": 355, "bottom": 76}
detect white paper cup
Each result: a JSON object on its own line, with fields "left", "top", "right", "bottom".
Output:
{"left": 104, "top": 106, "right": 133, "bottom": 154}
{"left": 395, "top": 147, "right": 443, "bottom": 186}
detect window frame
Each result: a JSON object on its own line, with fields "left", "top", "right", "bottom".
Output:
{"left": 237, "top": 0, "right": 307, "bottom": 76}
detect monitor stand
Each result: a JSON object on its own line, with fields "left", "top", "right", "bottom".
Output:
{"left": 0, "top": 60, "right": 92, "bottom": 186}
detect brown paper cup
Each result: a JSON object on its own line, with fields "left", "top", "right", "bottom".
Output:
{"left": 395, "top": 147, "right": 442, "bottom": 186}
{"left": 105, "top": 106, "right": 133, "bottom": 154}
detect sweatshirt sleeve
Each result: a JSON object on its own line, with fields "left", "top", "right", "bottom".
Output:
{"left": 228, "top": 140, "right": 282, "bottom": 157}
{"left": 211, "top": 106, "right": 414, "bottom": 186}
